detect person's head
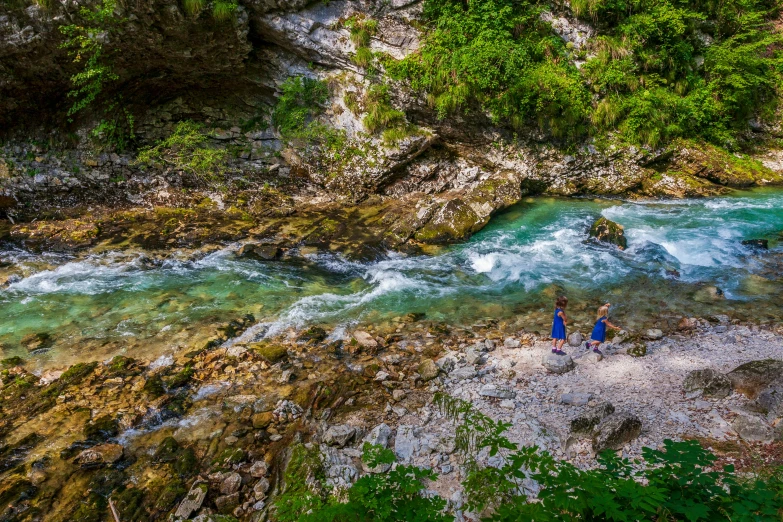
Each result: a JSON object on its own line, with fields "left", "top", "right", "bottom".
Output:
{"left": 556, "top": 296, "right": 568, "bottom": 309}
{"left": 597, "top": 304, "right": 610, "bottom": 319}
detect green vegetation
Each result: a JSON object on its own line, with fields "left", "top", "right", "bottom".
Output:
{"left": 346, "top": 16, "right": 379, "bottom": 68}
{"left": 59, "top": 0, "right": 135, "bottom": 150}
{"left": 135, "top": 121, "right": 228, "bottom": 185}
{"left": 290, "top": 393, "right": 783, "bottom": 521}
{"left": 389, "top": 0, "right": 783, "bottom": 148}
{"left": 182, "top": 0, "right": 238, "bottom": 20}
{"left": 272, "top": 76, "right": 331, "bottom": 139}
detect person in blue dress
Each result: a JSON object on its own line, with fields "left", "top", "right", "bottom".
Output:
{"left": 585, "top": 303, "right": 622, "bottom": 354}
{"left": 551, "top": 296, "right": 568, "bottom": 355}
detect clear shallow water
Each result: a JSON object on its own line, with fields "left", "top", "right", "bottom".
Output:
{"left": 2, "top": 189, "right": 782, "bottom": 368}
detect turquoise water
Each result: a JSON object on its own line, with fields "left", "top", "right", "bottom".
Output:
{"left": 2, "top": 189, "right": 782, "bottom": 368}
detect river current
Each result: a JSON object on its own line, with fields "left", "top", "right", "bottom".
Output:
{"left": 2, "top": 189, "right": 782, "bottom": 369}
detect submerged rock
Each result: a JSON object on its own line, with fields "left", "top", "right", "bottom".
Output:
{"left": 591, "top": 412, "right": 642, "bottom": 453}
{"left": 542, "top": 352, "right": 575, "bottom": 374}
{"left": 727, "top": 359, "right": 783, "bottom": 399}
{"left": 588, "top": 217, "right": 627, "bottom": 250}
{"left": 683, "top": 368, "right": 732, "bottom": 399}
{"left": 741, "top": 239, "right": 769, "bottom": 250}
{"left": 74, "top": 443, "right": 123, "bottom": 468}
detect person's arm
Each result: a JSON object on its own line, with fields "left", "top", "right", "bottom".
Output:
{"left": 606, "top": 320, "right": 621, "bottom": 330}
{"left": 559, "top": 311, "right": 567, "bottom": 325}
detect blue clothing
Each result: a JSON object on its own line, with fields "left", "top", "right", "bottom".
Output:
{"left": 551, "top": 307, "right": 566, "bottom": 340}
{"left": 591, "top": 316, "right": 608, "bottom": 343}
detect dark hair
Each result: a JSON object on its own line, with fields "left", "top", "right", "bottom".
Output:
{"left": 556, "top": 296, "right": 568, "bottom": 308}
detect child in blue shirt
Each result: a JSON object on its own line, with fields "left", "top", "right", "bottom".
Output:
{"left": 585, "top": 303, "right": 622, "bottom": 354}
{"left": 551, "top": 296, "right": 568, "bottom": 355}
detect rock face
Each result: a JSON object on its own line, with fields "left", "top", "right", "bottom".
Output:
{"left": 323, "top": 424, "right": 356, "bottom": 448}
{"left": 541, "top": 353, "right": 575, "bottom": 374}
{"left": 588, "top": 217, "right": 628, "bottom": 250}
{"left": 726, "top": 359, "right": 783, "bottom": 399}
{"left": 683, "top": 368, "right": 733, "bottom": 399}
{"left": 591, "top": 412, "right": 642, "bottom": 452}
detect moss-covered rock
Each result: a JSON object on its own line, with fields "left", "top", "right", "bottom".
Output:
{"left": 84, "top": 415, "right": 119, "bottom": 442}
{"left": 589, "top": 217, "right": 627, "bottom": 250}
{"left": 414, "top": 199, "right": 482, "bottom": 244}
{"left": 249, "top": 342, "right": 288, "bottom": 363}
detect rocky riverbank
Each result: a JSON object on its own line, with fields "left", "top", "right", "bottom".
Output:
{"left": 1, "top": 312, "right": 781, "bottom": 521}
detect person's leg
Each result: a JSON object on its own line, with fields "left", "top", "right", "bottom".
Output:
{"left": 557, "top": 339, "right": 566, "bottom": 353}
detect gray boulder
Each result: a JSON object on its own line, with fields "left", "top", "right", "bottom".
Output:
{"left": 592, "top": 412, "right": 642, "bottom": 453}
{"left": 450, "top": 366, "right": 477, "bottom": 380}
{"left": 568, "top": 332, "right": 583, "bottom": 347}
{"left": 644, "top": 329, "right": 663, "bottom": 340}
{"left": 757, "top": 379, "right": 783, "bottom": 416}
{"left": 560, "top": 392, "right": 593, "bottom": 406}
{"left": 683, "top": 368, "right": 733, "bottom": 399}
{"left": 364, "top": 423, "right": 393, "bottom": 448}
{"left": 541, "top": 352, "right": 575, "bottom": 374}
{"left": 727, "top": 359, "right": 783, "bottom": 399}
{"left": 479, "top": 384, "right": 516, "bottom": 399}
{"left": 418, "top": 359, "right": 440, "bottom": 381}
{"left": 570, "top": 402, "right": 615, "bottom": 435}
{"left": 323, "top": 424, "right": 356, "bottom": 448}
{"left": 465, "top": 347, "right": 482, "bottom": 365}
{"left": 732, "top": 414, "right": 774, "bottom": 443}
{"left": 175, "top": 483, "right": 208, "bottom": 519}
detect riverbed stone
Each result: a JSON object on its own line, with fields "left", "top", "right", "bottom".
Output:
{"left": 627, "top": 342, "right": 647, "bottom": 357}
{"left": 418, "top": 359, "right": 440, "bottom": 381}
{"left": 220, "top": 472, "right": 242, "bottom": 495}
{"left": 683, "top": 368, "right": 733, "bottom": 399}
{"left": 567, "top": 332, "right": 583, "bottom": 347}
{"left": 678, "top": 317, "right": 698, "bottom": 331}
{"left": 560, "top": 392, "right": 593, "bottom": 406}
{"left": 726, "top": 359, "right": 783, "bottom": 399}
{"left": 465, "top": 347, "right": 482, "bottom": 365}
{"left": 394, "top": 425, "right": 420, "bottom": 464}
{"left": 74, "top": 443, "right": 123, "bottom": 468}
{"left": 450, "top": 366, "right": 477, "bottom": 380}
{"left": 589, "top": 217, "right": 627, "bottom": 250}
{"left": 237, "top": 243, "right": 281, "bottom": 261}
{"left": 592, "top": 412, "right": 642, "bottom": 453}
{"left": 323, "top": 424, "right": 356, "bottom": 448}
{"left": 542, "top": 352, "right": 575, "bottom": 374}
{"left": 571, "top": 402, "right": 615, "bottom": 435}
{"left": 352, "top": 331, "right": 378, "bottom": 349}
{"left": 644, "top": 329, "right": 663, "bottom": 340}
{"left": 479, "top": 383, "right": 516, "bottom": 399}
{"left": 175, "top": 483, "right": 208, "bottom": 519}
{"left": 504, "top": 337, "right": 520, "bottom": 348}
{"left": 732, "top": 414, "right": 774, "bottom": 443}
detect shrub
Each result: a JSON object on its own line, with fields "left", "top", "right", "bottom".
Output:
{"left": 271, "top": 76, "right": 330, "bottom": 139}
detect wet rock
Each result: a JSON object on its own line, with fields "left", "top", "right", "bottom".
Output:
{"left": 297, "top": 326, "right": 327, "bottom": 344}
{"left": 352, "top": 331, "right": 378, "bottom": 349}
{"left": 450, "top": 366, "right": 477, "bottom": 380}
{"left": 571, "top": 402, "right": 615, "bottom": 435}
{"left": 541, "top": 352, "right": 575, "bottom": 374}
{"left": 592, "top": 412, "right": 642, "bottom": 453}
{"left": 683, "top": 368, "right": 732, "bottom": 399}
{"left": 741, "top": 239, "right": 768, "bottom": 250}
{"left": 727, "top": 359, "right": 783, "bottom": 399}
{"left": 175, "top": 483, "right": 208, "bottom": 519}
{"left": 418, "top": 359, "right": 440, "bottom": 381}
{"left": 757, "top": 379, "right": 783, "bottom": 416}
{"left": 479, "top": 383, "right": 516, "bottom": 399}
{"left": 364, "top": 423, "right": 392, "bottom": 448}
{"left": 678, "top": 317, "right": 698, "bottom": 331}
{"left": 237, "top": 243, "right": 281, "bottom": 261}
{"left": 74, "top": 443, "right": 123, "bottom": 468}
{"left": 249, "top": 342, "right": 288, "bottom": 363}
{"left": 588, "top": 217, "right": 627, "bottom": 250}
{"left": 323, "top": 424, "right": 356, "bottom": 448}
{"left": 732, "top": 414, "right": 774, "bottom": 443}
{"left": 560, "top": 392, "right": 593, "bottom": 406}
{"left": 20, "top": 332, "right": 53, "bottom": 352}
{"left": 567, "top": 332, "right": 583, "bottom": 347}
{"left": 644, "top": 329, "right": 663, "bottom": 340}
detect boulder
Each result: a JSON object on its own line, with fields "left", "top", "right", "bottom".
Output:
{"left": 683, "top": 368, "right": 733, "bottom": 399}
{"left": 567, "top": 332, "right": 583, "bottom": 347}
{"left": 731, "top": 414, "right": 774, "bottom": 443}
{"left": 726, "top": 359, "right": 783, "bottom": 399}
{"left": 237, "top": 243, "right": 282, "bottom": 261}
{"left": 220, "top": 472, "right": 242, "bottom": 495}
{"left": 394, "top": 425, "right": 420, "bottom": 464}
{"left": 592, "top": 412, "right": 642, "bottom": 453}
{"left": 541, "top": 352, "right": 575, "bottom": 374}
{"left": 479, "top": 384, "right": 516, "bottom": 399}
{"left": 757, "top": 379, "right": 783, "bottom": 416}
{"left": 323, "top": 424, "right": 356, "bottom": 448}
{"left": 352, "top": 331, "right": 378, "bottom": 349}
{"left": 74, "top": 443, "right": 124, "bottom": 468}
{"left": 175, "top": 483, "right": 208, "bottom": 519}
{"left": 741, "top": 239, "right": 768, "bottom": 250}
{"left": 589, "top": 217, "right": 628, "bottom": 250}
{"left": 417, "top": 359, "right": 440, "bottom": 382}
{"left": 504, "top": 337, "right": 521, "bottom": 349}
{"left": 644, "top": 329, "right": 663, "bottom": 340}
{"left": 580, "top": 351, "right": 603, "bottom": 364}
{"left": 363, "top": 423, "right": 392, "bottom": 448}
{"left": 450, "top": 366, "right": 477, "bottom": 380}
{"left": 570, "top": 402, "right": 615, "bottom": 435}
